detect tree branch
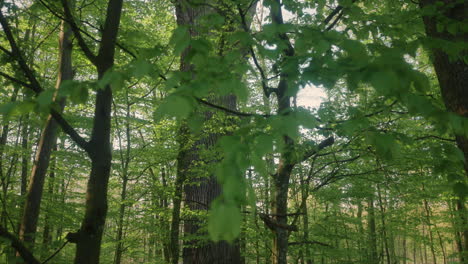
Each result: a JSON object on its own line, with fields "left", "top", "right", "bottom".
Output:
{"left": 259, "top": 213, "right": 298, "bottom": 232}
{"left": 0, "top": 10, "right": 42, "bottom": 93}
{"left": 289, "top": 240, "right": 332, "bottom": 247}
{"left": 236, "top": 3, "right": 277, "bottom": 98}
{"left": 0, "top": 225, "right": 40, "bottom": 264}
{"left": 196, "top": 97, "right": 270, "bottom": 118}
{"left": 50, "top": 110, "right": 90, "bottom": 152}
{"left": 60, "top": 0, "right": 98, "bottom": 65}
{"left": 301, "top": 136, "right": 335, "bottom": 162}
{"left": 0, "top": 71, "right": 34, "bottom": 89}
{"left": 0, "top": 9, "right": 90, "bottom": 152}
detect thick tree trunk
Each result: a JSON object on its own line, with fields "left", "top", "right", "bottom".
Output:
{"left": 173, "top": 1, "right": 242, "bottom": 264}
{"left": 419, "top": 1, "right": 468, "bottom": 261}
{"left": 19, "top": 18, "right": 72, "bottom": 250}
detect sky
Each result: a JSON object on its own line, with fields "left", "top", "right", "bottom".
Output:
{"left": 297, "top": 85, "right": 327, "bottom": 109}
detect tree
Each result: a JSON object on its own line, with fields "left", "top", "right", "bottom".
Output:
{"left": 0, "top": 0, "right": 466, "bottom": 263}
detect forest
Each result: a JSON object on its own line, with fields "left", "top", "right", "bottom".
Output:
{"left": 0, "top": 0, "right": 466, "bottom": 263}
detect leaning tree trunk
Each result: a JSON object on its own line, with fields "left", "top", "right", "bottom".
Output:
{"left": 419, "top": 1, "right": 468, "bottom": 261}
{"left": 18, "top": 18, "right": 72, "bottom": 250}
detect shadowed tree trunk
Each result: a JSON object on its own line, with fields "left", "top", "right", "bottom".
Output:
{"left": 172, "top": 2, "right": 242, "bottom": 264}
{"left": 419, "top": 1, "right": 468, "bottom": 262}
{"left": 18, "top": 17, "right": 72, "bottom": 250}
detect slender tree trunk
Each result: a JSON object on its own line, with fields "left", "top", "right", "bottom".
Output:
{"left": 114, "top": 97, "right": 131, "bottom": 264}
{"left": 367, "top": 194, "right": 378, "bottom": 264}
{"left": 301, "top": 182, "right": 312, "bottom": 264}
{"left": 423, "top": 196, "right": 437, "bottom": 264}
{"left": 18, "top": 18, "right": 72, "bottom": 250}
{"left": 113, "top": 174, "right": 128, "bottom": 264}
{"left": 377, "top": 185, "right": 391, "bottom": 264}
{"left": 170, "top": 144, "right": 186, "bottom": 264}
{"left": 41, "top": 144, "right": 57, "bottom": 258}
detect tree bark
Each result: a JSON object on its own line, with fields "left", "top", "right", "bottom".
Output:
{"left": 367, "top": 194, "right": 378, "bottom": 264}
{"left": 18, "top": 17, "right": 72, "bottom": 250}
{"left": 173, "top": 1, "right": 242, "bottom": 264}
{"left": 64, "top": 0, "right": 123, "bottom": 263}
{"left": 114, "top": 95, "right": 131, "bottom": 264}
{"left": 419, "top": 1, "right": 468, "bottom": 261}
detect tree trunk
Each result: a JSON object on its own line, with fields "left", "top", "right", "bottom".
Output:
{"left": 41, "top": 144, "right": 57, "bottom": 258}
{"left": 367, "top": 194, "right": 378, "bottom": 264}
{"left": 173, "top": 1, "right": 242, "bottom": 264}
{"left": 19, "top": 18, "right": 72, "bottom": 250}
{"left": 301, "top": 181, "right": 312, "bottom": 264}
{"left": 69, "top": 0, "right": 123, "bottom": 263}
{"left": 419, "top": 2, "right": 468, "bottom": 261}
{"left": 114, "top": 96, "right": 131, "bottom": 264}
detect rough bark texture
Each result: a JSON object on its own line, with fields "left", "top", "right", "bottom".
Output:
{"left": 18, "top": 18, "right": 72, "bottom": 249}
{"left": 419, "top": 1, "right": 468, "bottom": 261}
{"left": 419, "top": 0, "right": 468, "bottom": 170}
{"left": 173, "top": 2, "right": 242, "bottom": 263}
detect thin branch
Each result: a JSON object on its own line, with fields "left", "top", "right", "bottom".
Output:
{"left": 289, "top": 240, "right": 332, "bottom": 247}
{"left": 0, "top": 44, "right": 13, "bottom": 56}
{"left": 196, "top": 97, "right": 270, "bottom": 118}
{"left": 323, "top": 5, "right": 344, "bottom": 26}
{"left": 50, "top": 110, "right": 90, "bottom": 152}
{"left": 236, "top": 3, "right": 276, "bottom": 97}
{"left": 415, "top": 135, "right": 455, "bottom": 142}
{"left": 59, "top": 0, "right": 98, "bottom": 64}
{"left": 32, "top": 22, "right": 61, "bottom": 54}
{"left": 325, "top": 9, "right": 343, "bottom": 31}
{"left": 0, "top": 10, "right": 90, "bottom": 152}
{"left": 0, "top": 10, "right": 42, "bottom": 93}
{"left": 0, "top": 71, "right": 34, "bottom": 89}
{"left": 0, "top": 225, "right": 40, "bottom": 264}
{"left": 301, "top": 136, "right": 335, "bottom": 162}
{"left": 41, "top": 241, "right": 69, "bottom": 264}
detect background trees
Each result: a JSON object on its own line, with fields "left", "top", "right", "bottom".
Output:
{"left": 0, "top": 0, "right": 466, "bottom": 263}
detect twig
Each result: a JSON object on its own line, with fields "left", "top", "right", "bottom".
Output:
{"left": 196, "top": 97, "right": 270, "bottom": 118}
{"left": 41, "top": 241, "right": 69, "bottom": 264}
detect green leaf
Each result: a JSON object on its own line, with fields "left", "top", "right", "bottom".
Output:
{"left": 187, "top": 114, "right": 204, "bottom": 134}
{"left": 59, "top": 80, "right": 90, "bottom": 104}
{"left": 367, "top": 132, "right": 400, "bottom": 160}
{"left": 170, "top": 26, "right": 190, "bottom": 55}
{"left": 254, "top": 134, "right": 274, "bottom": 156}
{"left": 0, "top": 102, "right": 17, "bottom": 116}
{"left": 370, "top": 70, "right": 399, "bottom": 96}
{"left": 208, "top": 200, "right": 241, "bottom": 242}
{"left": 98, "top": 70, "right": 124, "bottom": 91}
{"left": 453, "top": 182, "right": 468, "bottom": 199}
{"left": 156, "top": 94, "right": 194, "bottom": 119}
{"left": 132, "top": 59, "right": 152, "bottom": 78}
{"left": 36, "top": 89, "right": 55, "bottom": 108}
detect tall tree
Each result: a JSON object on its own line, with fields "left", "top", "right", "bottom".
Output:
{"left": 18, "top": 16, "right": 72, "bottom": 250}
{"left": 173, "top": 1, "right": 242, "bottom": 263}
{"left": 418, "top": 0, "right": 468, "bottom": 261}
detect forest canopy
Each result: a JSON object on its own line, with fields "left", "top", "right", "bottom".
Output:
{"left": 0, "top": 0, "right": 467, "bottom": 263}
